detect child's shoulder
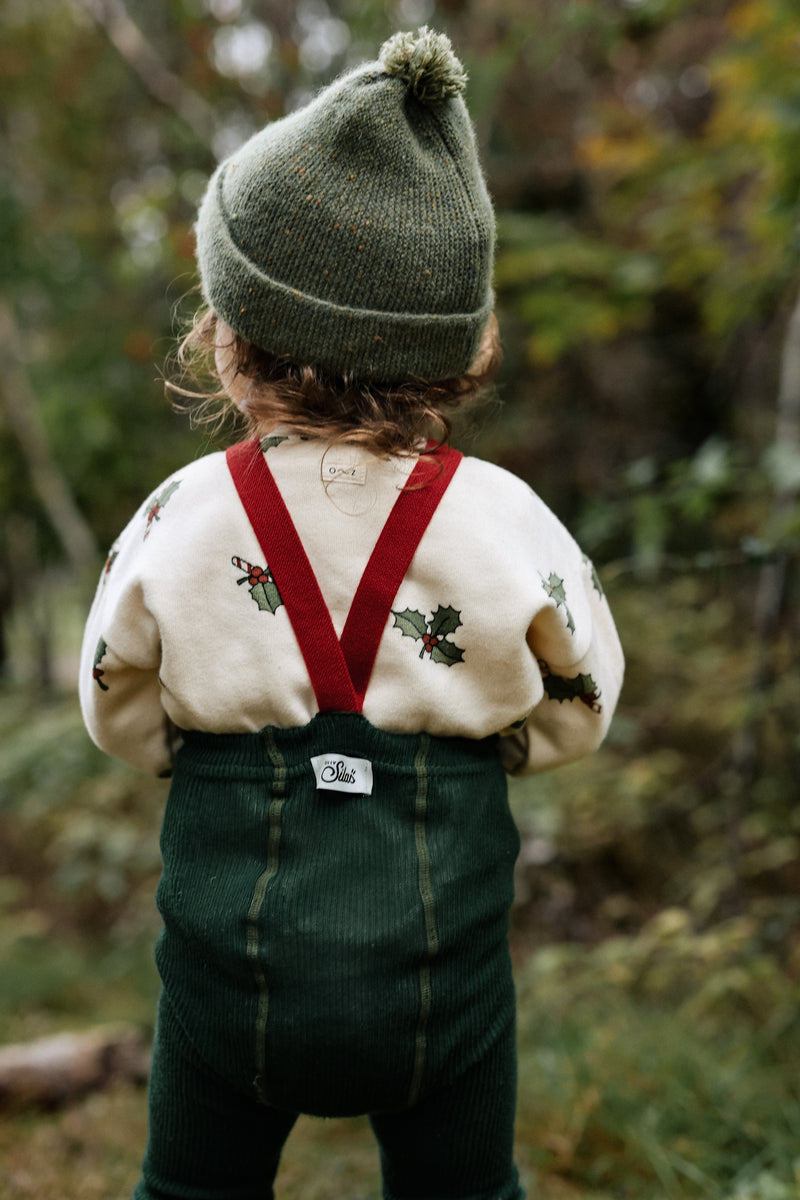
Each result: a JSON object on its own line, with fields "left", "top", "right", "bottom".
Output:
{"left": 149, "top": 448, "right": 228, "bottom": 488}
{"left": 110, "top": 450, "right": 230, "bottom": 546}
{"left": 457, "top": 452, "right": 558, "bottom": 520}
{"left": 456, "top": 452, "right": 585, "bottom": 561}
{"left": 459, "top": 452, "right": 532, "bottom": 491}
{"left": 138, "top": 449, "right": 230, "bottom": 509}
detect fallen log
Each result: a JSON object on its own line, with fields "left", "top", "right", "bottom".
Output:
{"left": 0, "top": 1025, "right": 151, "bottom": 1109}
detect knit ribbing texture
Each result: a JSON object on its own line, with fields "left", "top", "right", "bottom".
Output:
{"left": 135, "top": 988, "right": 523, "bottom": 1199}
{"left": 154, "top": 713, "right": 518, "bottom": 1118}
{"left": 195, "top": 29, "right": 495, "bottom": 383}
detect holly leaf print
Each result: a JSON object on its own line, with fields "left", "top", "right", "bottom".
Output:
{"left": 583, "top": 554, "right": 605, "bottom": 598}
{"left": 232, "top": 556, "right": 284, "bottom": 614}
{"left": 93, "top": 638, "right": 109, "bottom": 691}
{"left": 392, "top": 605, "right": 465, "bottom": 666}
{"left": 541, "top": 571, "right": 576, "bottom": 634}
{"left": 542, "top": 572, "right": 567, "bottom": 605}
{"left": 429, "top": 605, "right": 462, "bottom": 639}
{"left": 392, "top": 608, "right": 428, "bottom": 639}
{"left": 431, "top": 639, "right": 465, "bottom": 666}
{"left": 540, "top": 660, "right": 602, "bottom": 713}
{"left": 251, "top": 579, "right": 283, "bottom": 614}
{"left": 260, "top": 435, "right": 289, "bottom": 453}
{"left": 144, "top": 479, "right": 181, "bottom": 540}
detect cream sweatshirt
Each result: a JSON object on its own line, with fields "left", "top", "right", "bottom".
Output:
{"left": 79, "top": 435, "right": 624, "bottom": 777}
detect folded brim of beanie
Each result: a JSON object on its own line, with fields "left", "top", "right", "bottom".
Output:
{"left": 195, "top": 53, "right": 495, "bottom": 385}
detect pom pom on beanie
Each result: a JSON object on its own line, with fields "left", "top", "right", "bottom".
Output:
{"left": 379, "top": 27, "right": 468, "bottom": 103}
{"left": 195, "top": 28, "right": 494, "bottom": 384}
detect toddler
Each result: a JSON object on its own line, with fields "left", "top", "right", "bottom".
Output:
{"left": 80, "top": 27, "right": 624, "bottom": 1200}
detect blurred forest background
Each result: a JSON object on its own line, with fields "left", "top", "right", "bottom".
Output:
{"left": 2, "top": 0, "right": 800, "bottom": 1196}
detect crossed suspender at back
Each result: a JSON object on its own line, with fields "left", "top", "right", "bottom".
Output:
{"left": 226, "top": 438, "right": 462, "bottom": 715}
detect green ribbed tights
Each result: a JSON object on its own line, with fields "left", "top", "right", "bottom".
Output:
{"left": 134, "top": 988, "right": 522, "bottom": 1200}
{"left": 132, "top": 715, "right": 524, "bottom": 1199}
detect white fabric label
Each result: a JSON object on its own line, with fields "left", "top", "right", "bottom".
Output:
{"left": 311, "top": 753, "right": 374, "bottom": 795}
{"left": 322, "top": 462, "right": 367, "bottom": 486}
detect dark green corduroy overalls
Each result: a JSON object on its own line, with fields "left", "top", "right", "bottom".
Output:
{"left": 134, "top": 442, "right": 524, "bottom": 1200}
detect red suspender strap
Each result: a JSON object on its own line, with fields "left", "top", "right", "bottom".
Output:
{"left": 226, "top": 438, "right": 462, "bottom": 715}
{"left": 227, "top": 438, "right": 359, "bottom": 713}
{"left": 340, "top": 446, "right": 462, "bottom": 708}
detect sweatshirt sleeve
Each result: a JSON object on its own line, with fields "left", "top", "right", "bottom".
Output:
{"left": 78, "top": 491, "right": 179, "bottom": 777}
{"left": 499, "top": 515, "right": 625, "bottom": 777}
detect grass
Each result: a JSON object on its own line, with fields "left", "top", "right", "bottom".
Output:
{"left": 513, "top": 930, "right": 800, "bottom": 1199}
{"left": 0, "top": 1091, "right": 384, "bottom": 1200}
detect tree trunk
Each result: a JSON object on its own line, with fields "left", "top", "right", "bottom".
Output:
{"left": 78, "top": 0, "right": 217, "bottom": 148}
{"left": 0, "top": 302, "right": 99, "bottom": 577}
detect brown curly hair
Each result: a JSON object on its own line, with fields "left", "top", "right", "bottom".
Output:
{"left": 169, "top": 308, "right": 502, "bottom": 458}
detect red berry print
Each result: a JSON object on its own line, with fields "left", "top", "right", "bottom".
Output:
{"left": 248, "top": 565, "right": 271, "bottom": 587}
{"left": 232, "top": 555, "right": 283, "bottom": 614}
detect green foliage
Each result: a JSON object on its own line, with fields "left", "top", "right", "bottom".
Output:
{"left": 0, "top": 688, "right": 164, "bottom": 1042}
{"left": 495, "top": 213, "right": 660, "bottom": 366}
{"left": 0, "top": 0, "right": 410, "bottom": 554}
{"left": 575, "top": 434, "right": 780, "bottom": 571}
{"left": 515, "top": 914, "right": 800, "bottom": 1198}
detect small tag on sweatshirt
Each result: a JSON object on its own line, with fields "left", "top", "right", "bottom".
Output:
{"left": 322, "top": 462, "right": 367, "bottom": 486}
{"left": 311, "top": 753, "right": 374, "bottom": 795}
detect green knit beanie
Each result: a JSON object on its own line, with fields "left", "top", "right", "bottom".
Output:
{"left": 195, "top": 27, "right": 495, "bottom": 384}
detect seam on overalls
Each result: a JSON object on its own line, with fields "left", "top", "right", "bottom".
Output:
{"left": 408, "top": 733, "right": 439, "bottom": 1108}
{"left": 246, "top": 728, "right": 287, "bottom": 1103}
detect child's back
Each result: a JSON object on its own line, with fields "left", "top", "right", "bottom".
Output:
{"left": 82, "top": 436, "right": 620, "bottom": 773}
{"left": 79, "top": 28, "right": 623, "bottom": 1200}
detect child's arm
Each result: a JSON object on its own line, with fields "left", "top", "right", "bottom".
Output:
{"left": 78, "top": 508, "right": 177, "bottom": 777}
{"left": 500, "top": 530, "right": 624, "bottom": 776}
